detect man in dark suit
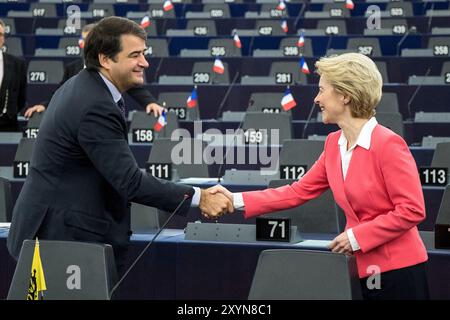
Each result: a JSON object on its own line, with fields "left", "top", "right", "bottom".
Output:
{"left": 0, "top": 19, "right": 27, "bottom": 131}
{"left": 7, "top": 17, "right": 232, "bottom": 274}
{"left": 25, "top": 23, "right": 164, "bottom": 118}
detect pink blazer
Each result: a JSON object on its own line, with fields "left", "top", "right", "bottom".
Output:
{"left": 242, "top": 125, "right": 428, "bottom": 278}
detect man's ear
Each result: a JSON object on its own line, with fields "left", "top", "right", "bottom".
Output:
{"left": 98, "top": 53, "right": 110, "bottom": 70}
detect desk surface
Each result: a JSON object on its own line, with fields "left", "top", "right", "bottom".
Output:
{"left": 1, "top": 228, "right": 449, "bottom": 300}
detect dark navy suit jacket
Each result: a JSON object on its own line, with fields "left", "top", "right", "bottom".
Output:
{"left": 7, "top": 69, "right": 194, "bottom": 265}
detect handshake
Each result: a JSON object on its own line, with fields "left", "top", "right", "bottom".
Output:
{"left": 199, "top": 185, "right": 234, "bottom": 219}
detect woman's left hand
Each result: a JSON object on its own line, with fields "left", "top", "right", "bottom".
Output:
{"left": 329, "top": 232, "right": 353, "bottom": 255}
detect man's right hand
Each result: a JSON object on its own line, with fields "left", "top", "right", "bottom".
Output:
{"left": 24, "top": 105, "right": 46, "bottom": 118}
{"left": 199, "top": 187, "right": 234, "bottom": 219}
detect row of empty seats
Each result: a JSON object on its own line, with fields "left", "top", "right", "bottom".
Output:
{"left": 3, "top": 16, "right": 450, "bottom": 37}
{"left": 21, "top": 59, "right": 450, "bottom": 86}
{"left": 3, "top": 1, "right": 450, "bottom": 20}
{"left": 6, "top": 34, "right": 450, "bottom": 58}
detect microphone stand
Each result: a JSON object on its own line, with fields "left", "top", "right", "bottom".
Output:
{"left": 108, "top": 194, "right": 191, "bottom": 299}
{"left": 407, "top": 67, "right": 431, "bottom": 120}
{"left": 216, "top": 98, "right": 254, "bottom": 183}
{"left": 302, "top": 101, "right": 317, "bottom": 139}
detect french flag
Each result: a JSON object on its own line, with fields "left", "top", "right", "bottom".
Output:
{"left": 300, "top": 57, "right": 310, "bottom": 74}
{"left": 163, "top": 0, "right": 174, "bottom": 12}
{"left": 281, "top": 20, "right": 288, "bottom": 33}
{"left": 233, "top": 33, "right": 242, "bottom": 49}
{"left": 213, "top": 58, "right": 225, "bottom": 74}
{"left": 345, "top": 0, "right": 354, "bottom": 10}
{"left": 186, "top": 87, "right": 198, "bottom": 108}
{"left": 281, "top": 88, "right": 297, "bottom": 111}
{"left": 297, "top": 32, "right": 305, "bottom": 47}
{"left": 276, "top": 0, "right": 286, "bottom": 11}
{"left": 154, "top": 111, "right": 167, "bottom": 132}
{"left": 140, "top": 15, "right": 151, "bottom": 29}
{"left": 78, "top": 35, "right": 84, "bottom": 49}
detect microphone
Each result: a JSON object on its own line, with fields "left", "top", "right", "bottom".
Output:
{"left": 302, "top": 100, "right": 317, "bottom": 139}
{"left": 406, "top": 67, "right": 431, "bottom": 120}
{"left": 216, "top": 71, "right": 240, "bottom": 119}
{"left": 216, "top": 98, "right": 254, "bottom": 183}
{"left": 108, "top": 193, "right": 192, "bottom": 299}
{"left": 427, "top": 2, "right": 435, "bottom": 34}
{"left": 396, "top": 26, "right": 416, "bottom": 56}
{"left": 150, "top": 12, "right": 176, "bottom": 82}
{"left": 324, "top": 30, "right": 334, "bottom": 56}
{"left": 152, "top": 36, "right": 174, "bottom": 82}
{"left": 294, "top": 5, "right": 307, "bottom": 28}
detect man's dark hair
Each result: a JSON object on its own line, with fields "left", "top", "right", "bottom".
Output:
{"left": 81, "top": 23, "right": 96, "bottom": 34}
{"left": 84, "top": 16, "right": 146, "bottom": 71}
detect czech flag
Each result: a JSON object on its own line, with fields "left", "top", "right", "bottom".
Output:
{"left": 297, "top": 32, "right": 305, "bottom": 47}
{"left": 78, "top": 35, "right": 84, "bottom": 49}
{"left": 140, "top": 15, "right": 151, "bottom": 29}
{"left": 345, "top": 0, "right": 354, "bottom": 10}
{"left": 213, "top": 58, "right": 225, "bottom": 74}
{"left": 276, "top": 0, "right": 286, "bottom": 11}
{"left": 233, "top": 33, "right": 242, "bottom": 49}
{"left": 281, "top": 20, "right": 288, "bottom": 33}
{"left": 300, "top": 57, "right": 310, "bottom": 74}
{"left": 154, "top": 111, "right": 167, "bottom": 132}
{"left": 163, "top": 0, "right": 174, "bottom": 12}
{"left": 186, "top": 87, "right": 198, "bottom": 108}
{"left": 281, "top": 88, "right": 297, "bottom": 111}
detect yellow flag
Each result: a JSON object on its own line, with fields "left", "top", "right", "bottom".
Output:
{"left": 27, "top": 239, "right": 47, "bottom": 300}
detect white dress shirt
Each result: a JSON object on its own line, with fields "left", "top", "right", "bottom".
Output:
{"left": 97, "top": 72, "right": 202, "bottom": 205}
{"left": 0, "top": 51, "right": 4, "bottom": 113}
{"left": 233, "top": 117, "right": 379, "bottom": 252}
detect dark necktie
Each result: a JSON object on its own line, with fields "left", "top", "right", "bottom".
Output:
{"left": 117, "top": 98, "right": 126, "bottom": 120}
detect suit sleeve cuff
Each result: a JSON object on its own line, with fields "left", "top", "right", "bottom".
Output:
{"left": 191, "top": 187, "right": 201, "bottom": 207}
{"left": 347, "top": 228, "right": 361, "bottom": 252}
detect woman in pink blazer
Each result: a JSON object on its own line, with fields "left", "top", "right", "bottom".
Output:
{"left": 209, "top": 53, "right": 429, "bottom": 300}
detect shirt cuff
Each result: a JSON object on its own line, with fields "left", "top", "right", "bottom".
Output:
{"left": 347, "top": 228, "right": 360, "bottom": 252}
{"left": 233, "top": 193, "right": 245, "bottom": 210}
{"left": 191, "top": 187, "right": 201, "bottom": 207}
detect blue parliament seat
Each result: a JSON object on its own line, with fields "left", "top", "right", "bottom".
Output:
{"left": 2, "top": 36, "right": 23, "bottom": 56}
{"left": 26, "top": 60, "right": 64, "bottom": 84}
{"left": 85, "top": 3, "right": 116, "bottom": 18}
{"left": 0, "top": 3, "right": 449, "bottom": 295}
{"left": 145, "top": 38, "right": 169, "bottom": 57}
{"left": 128, "top": 110, "right": 179, "bottom": 144}
{"left": 147, "top": 138, "right": 211, "bottom": 179}
{"left": 248, "top": 249, "right": 361, "bottom": 299}
{"left": 241, "top": 60, "right": 309, "bottom": 85}
{"left": 157, "top": 91, "right": 201, "bottom": 121}
{"left": 7, "top": 240, "right": 117, "bottom": 300}
{"left": 430, "top": 142, "right": 450, "bottom": 184}
{"left": 147, "top": 3, "right": 176, "bottom": 19}
{"left": 186, "top": 3, "right": 232, "bottom": 19}
{"left": 247, "top": 91, "right": 286, "bottom": 113}
{"left": 158, "top": 60, "right": 231, "bottom": 84}
{"left": 245, "top": 3, "right": 289, "bottom": 18}
{"left": 0, "top": 177, "right": 12, "bottom": 222}
{"left": 1, "top": 17, "right": 15, "bottom": 35}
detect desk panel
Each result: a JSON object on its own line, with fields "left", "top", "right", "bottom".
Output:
{"left": 1, "top": 231, "right": 449, "bottom": 300}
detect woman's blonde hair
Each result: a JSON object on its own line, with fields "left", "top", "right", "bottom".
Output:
{"left": 315, "top": 52, "right": 383, "bottom": 119}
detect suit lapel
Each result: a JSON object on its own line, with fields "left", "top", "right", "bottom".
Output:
{"left": 328, "top": 137, "right": 360, "bottom": 224}
{"left": 90, "top": 70, "right": 128, "bottom": 138}
{"left": 1, "top": 54, "right": 12, "bottom": 91}
{"left": 0, "top": 55, "right": 12, "bottom": 113}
